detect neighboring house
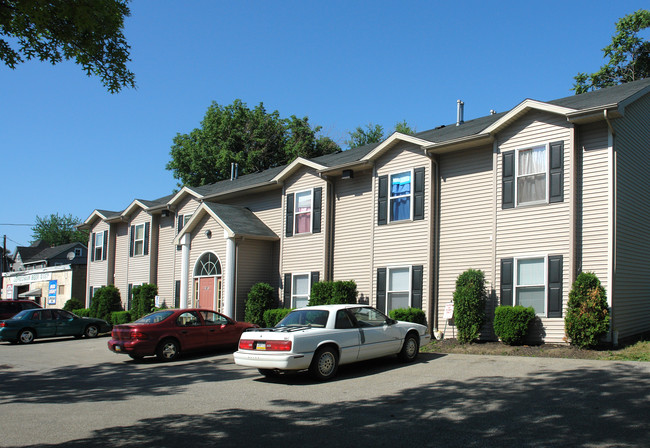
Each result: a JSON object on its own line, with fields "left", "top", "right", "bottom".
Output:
{"left": 2, "top": 242, "right": 87, "bottom": 307}
{"left": 80, "top": 78, "right": 650, "bottom": 343}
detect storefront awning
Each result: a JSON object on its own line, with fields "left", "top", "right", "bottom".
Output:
{"left": 19, "top": 289, "right": 42, "bottom": 298}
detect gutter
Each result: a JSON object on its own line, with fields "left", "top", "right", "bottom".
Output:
{"left": 604, "top": 109, "right": 616, "bottom": 343}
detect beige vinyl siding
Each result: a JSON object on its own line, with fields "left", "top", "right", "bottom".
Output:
{"left": 188, "top": 214, "right": 228, "bottom": 308}
{"left": 281, "top": 167, "right": 327, "bottom": 275}
{"left": 579, "top": 122, "right": 609, "bottom": 287}
{"left": 496, "top": 110, "right": 572, "bottom": 343}
{"left": 222, "top": 189, "right": 282, "bottom": 237}
{"left": 236, "top": 239, "right": 278, "bottom": 321}
{"left": 373, "top": 144, "right": 430, "bottom": 313}
{"left": 437, "top": 145, "right": 494, "bottom": 333}
{"left": 113, "top": 222, "right": 129, "bottom": 308}
{"left": 87, "top": 221, "right": 110, "bottom": 290}
{"left": 156, "top": 213, "right": 177, "bottom": 305}
{"left": 332, "top": 169, "right": 373, "bottom": 302}
{"left": 612, "top": 94, "right": 650, "bottom": 338}
{"left": 125, "top": 209, "right": 152, "bottom": 287}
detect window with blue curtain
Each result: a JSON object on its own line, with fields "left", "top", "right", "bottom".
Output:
{"left": 390, "top": 171, "right": 411, "bottom": 221}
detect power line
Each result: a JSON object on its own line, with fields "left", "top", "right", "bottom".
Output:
{"left": 0, "top": 223, "right": 33, "bottom": 226}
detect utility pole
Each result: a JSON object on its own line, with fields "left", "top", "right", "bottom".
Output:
{"left": 1, "top": 234, "right": 6, "bottom": 293}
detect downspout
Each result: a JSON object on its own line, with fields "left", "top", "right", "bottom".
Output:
{"left": 319, "top": 174, "right": 335, "bottom": 281}
{"left": 604, "top": 109, "right": 616, "bottom": 343}
{"left": 424, "top": 149, "right": 439, "bottom": 336}
{"left": 569, "top": 124, "right": 577, "bottom": 285}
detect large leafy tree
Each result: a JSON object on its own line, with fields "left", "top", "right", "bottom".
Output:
{"left": 0, "top": 0, "right": 135, "bottom": 93}
{"left": 31, "top": 213, "right": 89, "bottom": 246}
{"left": 346, "top": 120, "right": 416, "bottom": 149}
{"left": 166, "top": 100, "right": 340, "bottom": 187}
{"left": 573, "top": 9, "right": 650, "bottom": 94}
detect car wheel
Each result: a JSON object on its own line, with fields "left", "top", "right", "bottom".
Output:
{"left": 18, "top": 329, "right": 35, "bottom": 344}
{"left": 309, "top": 346, "right": 339, "bottom": 381}
{"left": 84, "top": 325, "right": 99, "bottom": 338}
{"left": 156, "top": 339, "right": 180, "bottom": 362}
{"left": 398, "top": 332, "right": 420, "bottom": 362}
{"left": 258, "top": 369, "right": 281, "bottom": 378}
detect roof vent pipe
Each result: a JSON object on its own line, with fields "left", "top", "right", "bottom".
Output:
{"left": 490, "top": 109, "right": 496, "bottom": 115}
{"left": 230, "top": 162, "right": 239, "bottom": 181}
{"left": 456, "top": 100, "right": 464, "bottom": 126}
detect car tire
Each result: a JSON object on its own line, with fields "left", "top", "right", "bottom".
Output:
{"left": 84, "top": 325, "right": 99, "bottom": 338}
{"left": 18, "top": 329, "right": 35, "bottom": 344}
{"left": 398, "top": 332, "right": 420, "bottom": 363}
{"left": 309, "top": 346, "right": 339, "bottom": 381}
{"left": 156, "top": 339, "right": 180, "bottom": 362}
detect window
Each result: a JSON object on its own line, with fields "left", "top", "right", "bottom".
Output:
{"left": 200, "top": 311, "right": 229, "bottom": 326}
{"left": 390, "top": 171, "right": 412, "bottom": 221}
{"left": 75, "top": 248, "right": 82, "bottom": 257}
{"left": 515, "top": 257, "right": 546, "bottom": 315}
{"left": 292, "top": 274, "right": 310, "bottom": 308}
{"left": 295, "top": 190, "right": 313, "bottom": 234}
{"left": 58, "top": 285, "right": 65, "bottom": 295}
{"left": 387, "top": 267, "right": 410, "bottom": 311}
{"left": 516, "top": 145, "right": 547, "bottom": 205}
{"left": 94, "top": 232, "right": 104, "bottom": 261}
{"left": 133, "top": 224, "right": 145, "bottom": 256}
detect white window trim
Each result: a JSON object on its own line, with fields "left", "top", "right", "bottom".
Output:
{"left": 293, "top": 189, "right": 314, "bottom": 235}
{"left": 291, "top": 272, "right": 311, "bottom": 308}
{"left": 94, "top": 231, "right": 104, "bottom": 261}
{"left": 386, "top": 265, "right": 412, "bottom": 310}
{"left": 515, "top": 143, "right": 549, "bottom": 207}
{"left": 388, "top": 169, "right": 414, "bottom": 223}
{"left": 133, "top": 223, "right": 145, "bottom": 256}
{"left": 514, "top": 255, "right": 548, "bottom": 316}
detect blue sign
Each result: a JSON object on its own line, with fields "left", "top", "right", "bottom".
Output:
{"left": 48, "top": 280, "right": 57, "bottom": 305}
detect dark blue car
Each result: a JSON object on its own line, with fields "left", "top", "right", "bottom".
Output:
{"left": 0, "top": 309, "right": 112, "bottom": 344}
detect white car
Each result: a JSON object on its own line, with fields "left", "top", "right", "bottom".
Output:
{"left": 233, "top": 304, "right": 431, "bottom": 381}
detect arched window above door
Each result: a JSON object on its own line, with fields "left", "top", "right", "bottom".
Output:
{"left": 194, "top": 252, "right": 221, "bottom": 277}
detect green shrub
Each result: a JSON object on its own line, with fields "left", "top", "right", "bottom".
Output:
{"left": 453, "top": 269, "right": 487, "bottom": 344}
{"left": 90, "top": 286, "right": 123, "bottom": 321}
{"left": 111, "top": 311, "right": 132, "bottom": 325}
{"left": 263, "top": 308, "right": 292, "bottom": 327}
{"left": 389, "top": 307, "right": 427, "bottom": 326}
{"left": 565, "top": 272, "right": 610, "bottom": 348}
{"left": 309, "top": 280, "right": 358, "bottom": 306}
{"left": 245, "top": 283, "right": 277, "bottom": 326}
{"left": 131, "top": 284, "right": 158, "bottom": 321}
{"left": 493, "top": 306, "right": 536, "bottom": 345}
{"left": 73, "top": 308, "right": 92, "bottom": 317}
{"left": 63, "top": 298, "right": 84, "bottom": 312}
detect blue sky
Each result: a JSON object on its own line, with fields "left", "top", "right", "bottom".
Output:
{"left": 1, "top": 0, "right": 648, "bottom": 253}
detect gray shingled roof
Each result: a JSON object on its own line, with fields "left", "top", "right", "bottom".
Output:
{"left": 24, "top": 242, "right": 85, "bottom": 263}
{"left": 202, "top": 202, "right": 278, "bottom": 239}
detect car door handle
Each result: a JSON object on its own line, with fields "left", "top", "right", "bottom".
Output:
{"left": 181, "top": 330, "right": 188, "bottom": 334}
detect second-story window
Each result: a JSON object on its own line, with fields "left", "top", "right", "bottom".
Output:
{"left": 390, "top": 171, "right": 411, "bottom": 221}
{"left": 133, "top": 224, "right": 145, "bottom": 256}
{"left": 94, "top": 231, "right": 104, "bottom": 261}
{"left": 517, "top": 145, "right": 547, "bottom": 205}
{"left": 295, "top": 190, "right": 312, "bottom": 234}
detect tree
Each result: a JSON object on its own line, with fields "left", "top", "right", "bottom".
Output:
{"left": 453, "top": 269, "right": 487, "bottom": 344}
{"left": 166, "top": 100, "right": 340, "bottom": 187}
{"left": 31, "top": 213, "right": 89, "bottom": 246}
{"left": 564, "top": 272, "right": 609, "bottom": 348}
{"left": 0, "top": 0, "right": 135, "bottom": 93}
{"left": 394, "top": 120, "right": 416, "bottom": 135}
{"left": 573, "top": 9, "right": 650, "bottom": 94}
{"left": 345, "top": 123, "right": 384, "bottom": 149}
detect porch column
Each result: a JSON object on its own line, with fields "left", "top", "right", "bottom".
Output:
{"left": 223, "top": 233, "right": 236, "bottom": 318}
{"left": 180, "top": 233, "right": 191, "bottom": 309}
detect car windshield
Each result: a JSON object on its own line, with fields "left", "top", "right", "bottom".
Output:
{"left": 276, "top": 310, "right": 329, "bottom": 328}
{"left": 134, "top": 310, "right": 174, "bottom": 324}
{"left": 12, "top": 310, "right": 33, "bottom": 320}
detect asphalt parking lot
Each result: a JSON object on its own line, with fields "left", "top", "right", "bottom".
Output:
{"left": 1, "top": 336, "right": 649, "bottom": 447}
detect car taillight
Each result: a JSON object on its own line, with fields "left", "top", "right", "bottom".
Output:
{"left": 265, "top": 340, "right": 292, "bottom": 351}
{"left": 239, "top": 339, "right": 255, "bottom": 350}
{"left": 130, "top": 330, "right": 148, "bottom": 340}
{"left": 0, "top": 322, "right": 5, "bottom": 327}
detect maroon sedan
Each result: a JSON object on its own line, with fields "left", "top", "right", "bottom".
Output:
{"left": 108, "top": 308, "right": 257, "bottom": 361}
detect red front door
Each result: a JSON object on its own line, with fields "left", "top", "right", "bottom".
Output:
{"left": 198, "top": 277, "right": 215, "bottom": 310}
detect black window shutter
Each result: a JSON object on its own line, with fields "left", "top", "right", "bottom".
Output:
{"left": 174, "top": 280, "right": 181, "bottom": 308}
{"left": 413, "top": 168, "right": 425, "bottom": 220}
{"left": 547, "top": 255, "right": 563, "bottom": 317}
{"left": 411, "top": 265, "right": 423, "bottom": 309}
{"left": 129, "top": 226, "right": 135, "bottom": 257}
{"left": 500, "top": 258, "right": 514, "bottom": 306}
{"left": 285, "top": 193, "right": 294, "bottom": 237}
{"left": 102, "top": 231, "right": 108, "bottom": 261}
{"left": 91, "top": 233, "right": 96, "bottom": 262}
{"left": 176, "top": 214, "right": 183, "bottom": 251}
{"left": 128, "top": 284, "right": 133, "bottom": 310}
{"left": 378, "top": 175, "right": 388, "bottom": 225}
{"left": 88, "top": 286, "right": 93, "bottom": 307}
{"left": 311, "top": 271, "right": 320, "bottom": 285}
{"left": 502, "top": 151, "right": 515, "bottom": 209}
{"left": 549, "top": 141, "right": 564, "bottom": 203}
{"left": 144, "top": 222, "right": 150, "bottom": 256}
{"left": 283, "top": 273, "right": 292, "bottom": 308}
{"left": 312, "top": 187, "right": 322, "bottom": 233}
{"left": 376, "top": 268, "right": 387, "bottom": 313}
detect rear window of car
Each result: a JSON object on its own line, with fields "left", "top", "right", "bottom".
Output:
{"left": 12, "top": 310, "right": 33, "bottom": 320}
{"left": 277, "top": 310, "right": 329, "bottom": 328}
{"left": 134, "top": 311, "right": 174, "bottom": 324}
